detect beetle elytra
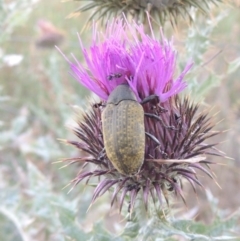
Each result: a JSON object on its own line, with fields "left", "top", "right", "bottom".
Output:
{"left": 102, "top": 84, "right": 145, "bottom": 175}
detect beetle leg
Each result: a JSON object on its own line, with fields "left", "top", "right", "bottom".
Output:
{"left": 140, "top": 94, "right": 159, "bottom": 105}
{"left": 93, "top": 102, "right": 106, "bottom": 108}
{"left": 152, "top": 105, "right": 168, "bottom": 113}
{"left": 145, "top": 132, "right": 161, "bottom": 145}
{"left": 98, "top": 148, "right": 105, "bottom": 160}
{"left": 146, "top": 133, "right": 169, "bottom": 156}
{"left": 154, "top": 147, "right": 169, "bottom": 159}
{"left": 141, "top": 95, "right": 168, "bottom": 114}
{"left": 145, "top": 113, "right": 177, "bottom": 130}
{"left": 174, "top": 113, "right": 182, "bottom": 125}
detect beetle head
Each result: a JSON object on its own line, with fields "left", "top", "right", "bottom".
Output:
{"left": 107, "top": 84, "right": 137, "bottom": 105}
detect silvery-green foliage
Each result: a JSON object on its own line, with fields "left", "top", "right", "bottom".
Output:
{"left": 178, "top": 10, "right": 221, "bottom": 100}
{"left": 0, "top": 0, "right": 240, "bottom": 240}
{"left": 0, "top": 161, "right": 82, "bottom": 241}
{"left": 118, "top": 203, "right": 239, "bottom": 241}
{"left": 0, "top": 0, "right": 36, "bottom": 67}
{"left": 179, "top": 6, "right": 240, "bottom": 101}
{"left": 0, "top": 0, "right": 34, "bottom": 41}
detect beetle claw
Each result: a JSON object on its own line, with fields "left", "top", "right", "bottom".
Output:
{"left": 154, "top": 146, "right": 168, "bottom": 159}
{"left": 158, "top": 105, "right": 168, "bottom": 113}
{"left": 168, "top": 125, "right": 178, "bottom": 131}
{"left": 93, "top": 102, "right": 106, "bottom": 108}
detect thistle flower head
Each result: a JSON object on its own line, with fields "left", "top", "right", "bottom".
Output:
{"left": 72, "top": 0, "right": 222, "bottom": 26}
{"left": 60, "top": 19, "right": 223, "bottom": 213}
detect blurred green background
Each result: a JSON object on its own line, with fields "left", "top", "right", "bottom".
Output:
{"left": 0, "top": 0, "right": 240, "bottom": 240}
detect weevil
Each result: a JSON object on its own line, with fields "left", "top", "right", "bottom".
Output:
{"left": 101, "top": 84, "right": 176, "bottom": 175}
{"left": 102, "top": 84, "right": 145, "bottom": 175}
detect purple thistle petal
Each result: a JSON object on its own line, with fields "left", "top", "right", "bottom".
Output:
{"left": 184, "top": 176, "right": 197, "bottom": 193}
{"left": 129, "top": 188, "right": 139, "bottom": 213}
{"left": 179, "top": 172, "right": 204, "bottom": 189}
{"left": 73, "top": 171, "right": 94, "bottom": 185}
{"left": 190, "top": 144, "right": 219, "bottom": 155}
{"left": 111, "top": 177, "right": 130, "bottom": 206}
{"left": 119, "top": 188, "right": 128, "bottom": 213}
{"left": 167, "top": 167, "right": 197, "bottom": 175}
{"left": 91, "top": 179, "right": 119, "bottom": 203}
{"left": 153, "top": 183, "right": 163, "bottom": 206}
{"left": 92, "top": 170, "right": 111, "bottom": 177}
{"left": 61, "top": 19, "right": 192, "bottom": 102}
{"left": 77, "top": 171, "right": 93, "bottom": 180}
{"left": 143, "top": 178, "right": 151, "bottom": 210}
{"left": 188, "top": 163, "right": 214, "bottom": 179}
{"left": 174, "top": 184, "right": 186, "bottom": 206}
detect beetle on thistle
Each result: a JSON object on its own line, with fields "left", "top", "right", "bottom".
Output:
{"left": 101, "top": 82, "right": 175, "bottom": 176}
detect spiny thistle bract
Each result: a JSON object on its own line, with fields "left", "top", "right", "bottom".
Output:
{"left": 71, "top": 0, "right": 222, "bottom": 26}
{"left": 59, "top": 19, "right": 223, "bottom": 213}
